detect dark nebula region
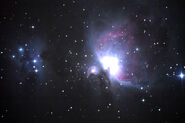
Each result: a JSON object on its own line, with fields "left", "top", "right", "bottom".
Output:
{"left": 0, "top": 0, "right": 185, "bottom": 122}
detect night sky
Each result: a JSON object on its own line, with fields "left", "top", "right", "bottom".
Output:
{"left": 1, "top": 0, "right": 185, "bottom": 122}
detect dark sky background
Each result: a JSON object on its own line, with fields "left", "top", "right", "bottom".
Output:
{"left": 0, "top": 0, "right": 185, "bottom": 122}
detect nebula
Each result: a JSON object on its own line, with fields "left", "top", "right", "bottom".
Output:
{"left": 85, "top": 14, "right": 153, "bottom": 87}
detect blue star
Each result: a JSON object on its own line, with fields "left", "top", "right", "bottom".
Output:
{"left": 33, "top": 59, "right": 37, "bottom": 63}
{"left": 34, "top": 69, "right": 38, "bottom": 73}
{"left": 179, "top": 72, "right": 184, "bottom": 79}
{"left": 18, "top": 48, "right": 23, "bottom": 52}
{"left": 140, "top": 86, "right": 144, "bottom": 90}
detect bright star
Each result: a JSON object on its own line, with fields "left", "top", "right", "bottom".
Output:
{"left": 136, "top": 48, "right": 139, "bottom": 51}
{"left": 34, "top": 69, "right": 38, "bottom": 73}
{"left": 141, "top": 98, "right": 145, "bottom": 102}
{"left": 12, "top": 55, "right": 15, "bottom": 58}
{"left": 91, "top": 68, "right": 96, "bottom": 73}
{"left": 18, "top": 48, "right": 23, "bottom": 52}
{"left": 87, "top": 66, "right": 99, "bottom": 77}
{"left": 140, "top": 86, "right": 144, "bottom": 90}
{"left": 33, "top": 59, "right": 37, "bottom": 63}
{"left": 179, "top": 72, "right": 184, "bottom": 79}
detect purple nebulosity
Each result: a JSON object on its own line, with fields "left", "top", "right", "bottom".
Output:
{"left": 87, "top": 66, "right": 99, "bottom": 77}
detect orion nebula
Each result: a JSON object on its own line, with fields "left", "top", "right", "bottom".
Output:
{"left": 88, "top": 19, "right": 143, "bottom": 86}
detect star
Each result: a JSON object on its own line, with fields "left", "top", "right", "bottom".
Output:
{"left": 18, "top": 48, "right": 23, "bottom": 52}
{"left": 87, "top": 66, "right": 99, "bottom": 76}
{"left": 34, "top": 69, "right": 38, "bottom": 73}
{"left": 31, "top": 25, "right": 35, "bottom": 29}
{"left": 33, "top": 59, "right": 37, "bottom": 63}
{"left": 12, "top": 55, "right": 15, "bottom": 58}
{"left": 141, "top": 98, "right": 145, "bottom": 102}
{"left": 140, "top": 86, "right": 144, "bottom": 90}
{"left": 91, "top": 68, "right": 96, "bottom": 73}
{"left": 179, "top": 72, "right": 184, "bottom": 79}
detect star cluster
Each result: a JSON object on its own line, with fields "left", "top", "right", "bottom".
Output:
{"left": 10, "top": 43, "right": 45, "bottom": 80}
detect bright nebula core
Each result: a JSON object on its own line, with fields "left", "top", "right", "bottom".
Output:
{"left": 100, "top": 56, "right": 120, "bottom": 76}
